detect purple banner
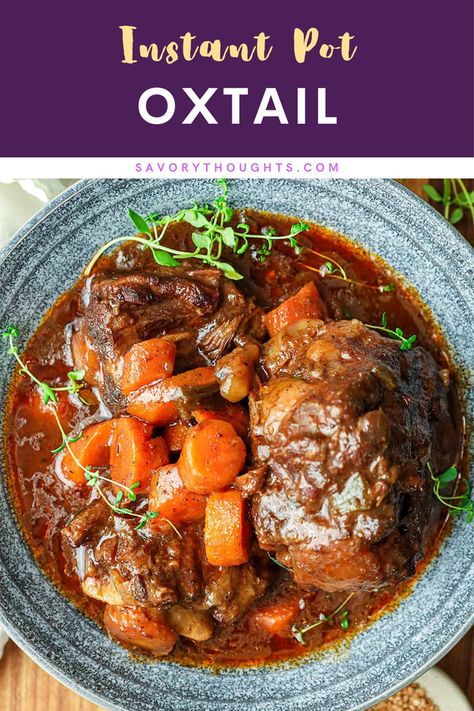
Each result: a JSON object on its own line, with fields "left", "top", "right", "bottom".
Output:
{"left": 0, "top": 0, "right": 472, "bottom": 157}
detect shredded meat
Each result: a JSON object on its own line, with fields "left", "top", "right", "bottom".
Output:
{"left": 62, "top": 499, "right": 110, "bottom": 547}
{"left": 202, "top": 560, "right": 268, "bottom": 624}
{"left": 73, "top": 266, "right": 262, "bottom": 412}
{"left": 63, "top": 512, "right": 268, "bottom": 621}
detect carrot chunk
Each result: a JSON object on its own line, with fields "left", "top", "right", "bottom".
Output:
{"left": 148, "top": 464, "right": 206, "bottom": 528}
{"left": 62, "top": 419, "right": 116, "bottom": 485}
{"left": 121, "top": 338, "right": 176, "bottom": 395}
{"left": 109, "top": 417, "right": 160, "bottom": 493}
{"left": 127, "top": 398, "right": 178, "bottom": 427}
{"left": 192, "top": 402, "right": 248, "bottom": 438}
{"left": 252, "top": 600, "right": 298, "bottom": 635}
{"left": 148, "top": 436, "right": 170, "bottom": 470}
{"left": 164, "top": 422, "right": 190, "bottom": 452}
{"left": 165, "top": 366, "right": 217, "bottom": 392}
{"left": 204, "top": 490, "right": 250, "bottom": 566}
{"left": 104, "top": 605, "right": 177, "bottom": 656}
{"left": 127, "top": 366, "right": 217, "bottom": 425}
{"left": 264, "top": 281, "right": 324, "bottom": 337}
{"left": 178, "top": 420, "right": 246, "bottom": 495}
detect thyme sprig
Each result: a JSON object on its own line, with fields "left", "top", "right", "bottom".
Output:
{"left": 84, "top": 179, "right": 394, "bottom": 292}
{"left": 339, "top": 609, "right": 350, "bottom": 630}
{"left": 427, "top": 462, "right": 473, "bottom": 523}
{"left": 292, "top": 593, "right": 354, "bottom": 644}
{"left": 267, "top": 552, "right": 292, "bottom": 572}
{"left": 423, "top": 179, "right": 474, "bottom": 226}
{"left": 2, "top": 325, "right": 180, "bottom": 534}
{"left": 365, "top": 312, "right": 416, "bottom": 350}
{"left": 84, "top": 180, "right": 310, "bottom": 281}
{"left": 3, "top": 325, "right": 85, "bottom": 404}
{"left": 300, "top": 260, "right": 395, "bottom": 292}
{"left": 50, "top": 406, "right": 139, "bottom": 499}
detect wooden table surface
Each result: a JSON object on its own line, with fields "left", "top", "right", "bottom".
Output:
{"left": 0, "top": 178, "right": 472, "bottom": 711}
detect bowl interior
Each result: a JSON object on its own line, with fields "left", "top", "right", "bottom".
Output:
{"left": 0, "top": 178, "right": 473, "bottom": 711}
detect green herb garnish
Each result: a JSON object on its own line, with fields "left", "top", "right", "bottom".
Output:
{"left": 299, "top": 256, "right": 394, "bottom": 293}
{"left": 428, "top": 462, "right": 473, "bottom": 523}
{"left": 292, "top": 593, "right": 354, "bottom": 644}
{"left": 423, "top": 179, "right": 474, "bottom": 226}
{"left": 2, "top": 326, "right": 180, "bottom": 535}
{"left": 365, "top": 312, "right": 416, "bottom": 350}
{"left": 85, "top": 180, "right": 310, "bottom": 280}
{"left": 3, "top": 325, "right": 85, "bottom": 405}
{"left": 267, "top": 552, "right": 292, "bottom": 572}
{"left": 339, "top": 609, "right": 350, "bottom": 630}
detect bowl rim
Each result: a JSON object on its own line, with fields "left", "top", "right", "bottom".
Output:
{"left": 0, "top": 177, "right": 473, "bottom": 711}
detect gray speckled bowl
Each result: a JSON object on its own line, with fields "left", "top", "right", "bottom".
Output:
{"left": 0, "top": 179, "right": 473, "bottom": 711}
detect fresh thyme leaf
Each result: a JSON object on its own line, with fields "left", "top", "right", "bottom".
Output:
{"left": 257, "top": 240, "right": 273, "bottom": 262}
{"left": 423, "top": 179, "right": 474, "bottom": 227}
{"left": 40, "top": 382, "right": 58, "bottom": 405}
{"left": 67, "top": 431, "right": 83, "bottom": 444}
{"left": 128, "top": 209, "right": 152, "bottom": 237}
{"left": 152, "top": 249, "right": 181, "bottom": 267}
{"left": 455, "top": 193, "right": 470, "bottom": 207}
{"left": 292, "top": 593, "right": 354, "bottom": 644}
{"left": 221, "top": 226, "right": 237, "bottom": 247}
{"left": 51, "top": 441, "right": 66, "bottom": 454}
{"left": 235, "top": 231, "right": 249, "bottom": 254}
{"left": 290, "top": 221, "right": 310, "bottom": 235}
{"left": 340, "top": 610, "right": 350, "bottom": 630}
{"left": 182, "top": 210, "right": 210, "bottom": 229}
{"left": 237, "top": 223, "right": 251, "bottom": 236}
{"left": 134, "top": 510, "right": 182, "bottom": 538}
{"left": 2, "top": 325, "right": 19, "bottom": 339}
{"left": 400, "top": 334, "right": 417, "bottom": 351}
{"left": 423, "top": 185, "right": 443, "bottom": 203}
{"left": 262, "top": 225, "right": 277, "bottom": 237}
{"left": 382, "top": 284, "right": 395, "bottom": 293}
{"left": 365, "top": 313, "right": 416, "bottom": 350}
{"left": 144, "top": 211, "right": 161, "bottom": 222}
{"left": 215, "top": 177, "right": 229, "bottom": 197}
{"left": 115, "top": 490, "right": 124, "bottom": 505}
{"left": 68, "top": 369, "right": 85, "bottom": 381}
{"left": 212, "top": 261, "right": 244, "bottom": 280}
{"left": 449, "top": 207, "right": 463, "bottom": 225}
{"left": 437, "top": 466, "right": 458, "bottom": 485}
{"left": 66, "top": 369, "right": 86, "bottom": 395}
{"left": 428, "top": 462, "right": 473, "bottom": 523}
{"left": 192, "top": 232, "right": 211, "bottom": 249}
